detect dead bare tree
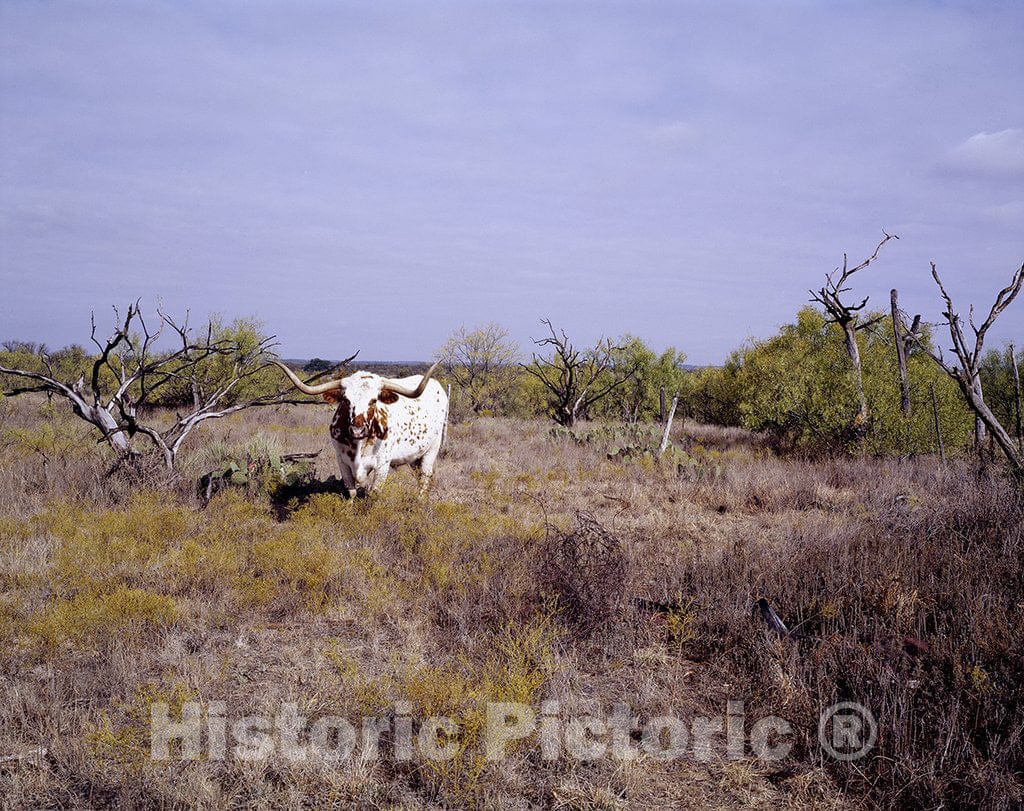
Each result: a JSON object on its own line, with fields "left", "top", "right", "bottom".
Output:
{"left": 890, "top": 288, "right": 922, "bottom": 415}
{"left": 0, "top": 302, "right": 300, "bottom": 470}
{"left": 911, "top": 263, "right": 1024, "bottom": 476}
{"left": 810, "top": 232, "right": 898, "bottom": 431}
{"left": 522, "top": 319, "right": 638, "bottom": 427}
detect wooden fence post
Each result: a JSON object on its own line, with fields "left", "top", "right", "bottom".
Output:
{"left": 658, "top": 395, "right": 678, "bottom": 457}
{"left": 659, "top": 386, "right": 666, "bottom": 425}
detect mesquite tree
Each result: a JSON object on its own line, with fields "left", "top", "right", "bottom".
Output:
{"left": 435, "top": 323, "right": 520, "bottom": 415}
{"left": 810, "top": 232, "right": 897, "bottom": 431}
{"left": 908, "top": 262, "right": 1024, "bottom": 476}
{"left": 523, "top": 319, "right": 638, "bottom": 427}
{"left": 0, "top": 302, "right": 295, "bottom": 469}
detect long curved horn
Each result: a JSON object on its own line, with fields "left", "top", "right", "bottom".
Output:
{"left": 271, "top": 361, "right": 344, "bottom": 395}
{"left": 381, "top": 362, "right": 441, "bottom": 398}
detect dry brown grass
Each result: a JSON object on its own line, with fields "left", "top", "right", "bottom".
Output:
{"left": 0, "top": 395, "right": 1021, "bottom": 809}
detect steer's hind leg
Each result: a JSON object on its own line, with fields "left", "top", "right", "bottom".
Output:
{"left": 416, "top": 443, "right": 441, "bottom": 496}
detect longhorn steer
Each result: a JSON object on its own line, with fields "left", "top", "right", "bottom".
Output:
{"left": 273, "top": 361, "right": 448, "bottom": 497}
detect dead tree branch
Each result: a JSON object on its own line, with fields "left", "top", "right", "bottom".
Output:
{"left": 911, "top": 262, "right": 1024, "bottom": 476}
{"left": 522, "top": 319, "right": 639, "bottom": 427}
{"left": 1, "top": 303, "right": 303, "bottom": 469}
{"left": 809, "top": 231, "right": 898, "bottom": 431}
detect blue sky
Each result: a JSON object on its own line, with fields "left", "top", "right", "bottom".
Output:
{"left": 1, "top": 1, "right": 1021, "bottom": 363}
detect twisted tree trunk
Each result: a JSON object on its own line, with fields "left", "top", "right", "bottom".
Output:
{"left": 841, "top": 320, "right": 869, "bottom": 429}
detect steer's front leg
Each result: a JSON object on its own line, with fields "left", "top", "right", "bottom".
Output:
{"left": 369, "top": 460, "right": 392, "bottom": 492}
{"left": 334, "top": 443, "right": 358, "bottom": 499}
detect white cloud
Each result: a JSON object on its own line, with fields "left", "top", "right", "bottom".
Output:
{"left": 948, "top": 129, "right": 1024, "bottom": 176}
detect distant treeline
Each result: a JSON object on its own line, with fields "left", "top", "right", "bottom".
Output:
{"left": 3, "top": 307, "right": 1021, "bottom": 460}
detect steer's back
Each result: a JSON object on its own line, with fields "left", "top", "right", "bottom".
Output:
{"left": 386, "top": 377, "right": 448, "bottom": 464}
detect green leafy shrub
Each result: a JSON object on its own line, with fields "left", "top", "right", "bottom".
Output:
{"left": 733, "top": 307, "right": 972, "bottom": 454}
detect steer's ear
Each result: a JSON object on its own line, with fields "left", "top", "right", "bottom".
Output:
{"left": 322, "top": 390, "right": 344, "bottom": 404}
{"left": 378, "top": 389, "right": 400, "bottom": 405}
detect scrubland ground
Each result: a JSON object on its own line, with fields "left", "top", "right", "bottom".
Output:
{"left": 0, "top": 396, "right": 1021, "bottom": 809}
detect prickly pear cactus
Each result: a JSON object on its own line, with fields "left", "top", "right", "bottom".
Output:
{"left": 199, "top": 447, "right": 316, "bottom": 504}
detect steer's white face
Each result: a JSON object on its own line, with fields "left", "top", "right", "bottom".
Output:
{"left": 324, "top": 372, "right": 397, "bottom": 444}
